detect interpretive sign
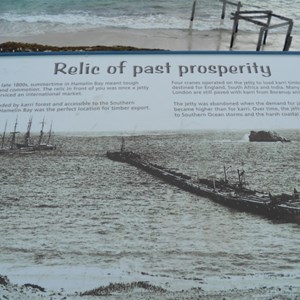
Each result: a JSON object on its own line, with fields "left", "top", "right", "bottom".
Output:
{"left": 1, "top": 52, "right": 300, "bottom": 298}
{"left": 0, "top": 52, "right": 300, "bottom": 132}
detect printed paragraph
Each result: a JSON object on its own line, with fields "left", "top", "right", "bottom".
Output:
{"left": 171, "top": 80, "right": 300, "bottom": 96}
{"left": 173, "top": 100, "right": 300, "bottom": 118}
{"left": 0, "top": 100, "right": 150, "bottom": 114}
{"left": 0, "top": 80, "right": 150, "bottom": 98}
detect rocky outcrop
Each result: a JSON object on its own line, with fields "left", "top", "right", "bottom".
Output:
{"left": 0, "top": 275, "right": 9, "bottom": 286}
{"left": 249, "top": 130, "right": 291, "bottom": 142}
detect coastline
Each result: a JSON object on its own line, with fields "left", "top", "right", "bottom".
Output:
{"left": 1, "top": 27, "right": 300, "bottom": 51}
{"left": 1, "top": 271, "right": 300, "bottom": 299}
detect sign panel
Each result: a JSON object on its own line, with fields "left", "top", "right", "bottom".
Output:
{"left": 1, "top": 52, "right": 300, "bottom": 298}
{"left": 0, "top": 52, "right": 300, "bottom": 132}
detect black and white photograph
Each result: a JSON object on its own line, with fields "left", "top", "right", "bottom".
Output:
{"left": 1, "top": 126, "right": 300, "bottom": 299}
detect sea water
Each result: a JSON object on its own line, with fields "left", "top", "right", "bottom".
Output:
{"left": 0, "top": 0, "right": 300, "bottom": 37}
{"left": 0, "top": 130, "right": 300, "bottom": 292}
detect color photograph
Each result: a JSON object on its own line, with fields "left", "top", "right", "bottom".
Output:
{"left": 1, "top": 1, "right": 300, "bottom": 299}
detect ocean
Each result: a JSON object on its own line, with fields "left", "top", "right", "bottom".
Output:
{"left": 0, "top": 0, "right": 300, "bottom": 37}
{"left": 1, "top": 130, "right": 300, "bottom": 294}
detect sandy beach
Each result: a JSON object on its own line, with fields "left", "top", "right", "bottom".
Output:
{"left": 1, "top": 27, "right": 300, "bottom": 52}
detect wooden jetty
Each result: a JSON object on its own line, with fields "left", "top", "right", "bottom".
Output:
{"left": 230, "top": 9, "right": 293, "bottom": 51}
{"left": 189, "top": 0, "right": 294, "bottom": 51}
{"left": 220, "top": 0, "right": 294, "bottom": 51}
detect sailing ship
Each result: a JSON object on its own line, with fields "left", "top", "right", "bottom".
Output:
{"left": 0, "top": 117, "right": 56, "bottom": 153}
{"left": 0, "top": 120, "right": 7, "bottom": 152}
{"left": 15, "top": 117, "right": 35, "bottom": 150}
{"left": 34, "top": 118, "right": 56, "bottom": 151}
{"left": 0, "top": 117, "right": 22, "bottom": 154}
{"left": 107, "top": 138, "right": 300, "bottom": 223}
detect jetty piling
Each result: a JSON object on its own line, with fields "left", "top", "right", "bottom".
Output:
{"left": 189, "top": 0, "right": 197, "bottom": 31}
{"left": 188, "top": 0, "right": 293, "bottom": 50}
{"left": 220, "top": 0, "right": 242, "bottom": 20}
{"left": 229, "top": 10, "right": 294, "bottom": 51}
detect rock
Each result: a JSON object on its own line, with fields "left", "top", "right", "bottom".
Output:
{"left": 23, "top": 283, "right": 46, "bottom": 292}
{"left": 81, "top": 281, "right": 167, "bottom": 296}
{"left": 0, "top": 275, "right": 9, "bottom": 286}
{"left": 249, "top": 130, "right": 291, "bottom": 142}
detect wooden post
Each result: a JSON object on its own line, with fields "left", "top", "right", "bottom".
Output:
{"left": 263, "top": 12, "right": 272, "bottom": 45}
{"left": 235, "top": 1, "right": 242, "bottom": 33}
{"left": 230, "top": 11, "right": 239, "bottom": 49}
{"left": 284, "top": 36, "right": 293, "bottom": 51}
{"left": 189, "top": 0, "right": 197, "bottom": 31}
{"left": 221, "top": 0, "right": 226, "bottom": 19}
{"left": 283, "top": 20, "right": 294, "bottom": 51}
{"left": 256, "top": 27, "right": 265, "bottom": 51}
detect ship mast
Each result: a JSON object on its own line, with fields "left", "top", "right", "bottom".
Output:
{"left": 10, "top": 117, "right": 19, "bottom": 150}
{"left": 47, "top": 121, "right": 53, "bottom": 145}
{"left": 37, "top": 117, "right": 45, "bottom": 146}
{"left": 23, "top": 117, "right": 33, "bottom": 146}
{"left": 1, "top": 120, "right": 7, "bottom": 149}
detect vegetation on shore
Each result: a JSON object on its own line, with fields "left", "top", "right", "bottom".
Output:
{"left": 0, "top": 41, "right": 162, "bottom": 52}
